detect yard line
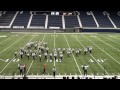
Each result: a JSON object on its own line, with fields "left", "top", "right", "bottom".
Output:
{"left": 82, "top": 34, "right": 120, "bottom": 65}
{"left": 0, "top": 35, "right": 35, "bottom": 74}
{"left": 0, "top": 36, "right": 13, "bottom": 45}
{"left": 63, "top": 34, "right": 82, "bottom": 75}
{"left": 96, "top": 36, "right": 120, "bottom": 53}
{"left": 73, "top": 35, "right": 109, "bottom": 75}
{"left": 0, "top": 35, "right": 26, "bottom": 55}
{"left": 26, "top": 34, "right": 46, "bottom": 75}
{"left": 54, "top": 31, "right": 55, "bottom": 67}
{"left": 26, "top": 60, "right": 34, "bottom": 75}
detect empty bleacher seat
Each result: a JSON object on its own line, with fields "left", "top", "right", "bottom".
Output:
{"left": 93, "top": 11, "right": 114, "bottom": 28}
{"left": 48, "top": 15, "right": 62, "bottom": 29}
{"left": 64, "top": 15, "right": 79, "bottom": 28}
{"left": 30, "top": 15, "right": 46, "bottom": 28}
{"left": 12, "top": 11, "right": 30, "bottom": 28}
{"left": 79, "top": 11, "right": 97, "bottom": 27}
{"left": 0, "top": 11, "right": 16, "bottom": 26}
{"left": 108, "top": 11, "right": 120, "bottom": 28}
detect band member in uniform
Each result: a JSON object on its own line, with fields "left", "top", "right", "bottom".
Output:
{"left": 44, "top": 52, "right": 47, "bottom": 60}
{"left": 46, "top": 47, "right": 49, "bottom": 54}
{"left": 54, "top": 51, "right": 57, "bottom": 61}
{"left": 62, "top": 48, "right": 65, "bottom": 54}
{"left": 49, "top": 53, "right": 52, "bottom": 60}
{"left": 20, "top": 51, "right": 23, "bottom": 59}
{"left": 15, "top": 52, "right": 17, "bottom": 58}
{"left": 27, "top": 53, "right": 30, "bottom": 60}
{"left": 60, "top": 54, "right": 63, "bottom": 61}
{"left": 39, "top": 54, "right": 42, "bottom": 62}
{"left": 32, "top": 52, "right": 35, "bottom": 60}
{"left": 84, "top": 48, "right": 88, "bottom": 55}
{"left": 89, "top": 46, "right": 92, "bottom": 54}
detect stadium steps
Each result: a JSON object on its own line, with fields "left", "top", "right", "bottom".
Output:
{"left": 90, "top": 11, "right": 99, "bottom": 28}
{"left": 107, "top": 14, "right": 117, "bottom": 28}
{"left": 77, "top": 15, "right": 82, "bottom": 27}
{"left": 45, "top": 15, "right": 48, "bottom": 29}
{"left": 62, "top": 15, "right": 65, "bottom": 29}
{"left": 27, "top": 13, "right": 33, "bottom": 28}
{"left": 9, "top": 11, "right": 19, "bottom": 27}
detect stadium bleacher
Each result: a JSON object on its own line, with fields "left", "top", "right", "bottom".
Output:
{"left": 79, "top": 11, "right": 97, "bottom": 27}
{"left": 0, "top": 11, "right": 16, "bottom": 26}
{"left": 64, "top": 15, "right": 79, "bottom": 28}
{"left": 12, "top": 11, "right": 31, "bottom": 28}
{"left": 30, "top": 14, "right": 46, "bottom": 28}
{"left": 0, "top": 11, "right": 120, "bottom": 30}
{"left": 92, "top": 11, "right": 114, "bottom": 28}
{"left": 108, "top": 11, "right": 120, "bottom": 28}
{"left": 48, "top": 15, "right": 62, "bottom": 29}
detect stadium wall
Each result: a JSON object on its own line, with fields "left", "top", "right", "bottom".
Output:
{"left": 1, "top": 28, "right": 120, "bottom": 33}
{"left": 81, "top": 28, "right": 120, "bottom": 33}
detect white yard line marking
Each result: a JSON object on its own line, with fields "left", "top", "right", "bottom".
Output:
{"left": 63, "top": 34, "right": 82, "bottom": 75}
{"left": 73, "top": 35, "right": 109, "bottom": 75}
{"left": 96, "top": 37, "right": 120, "bottom": 53}
{"left": 82, "top": 34, "right": 120, "bottom": 65}
{"left": 0, "top": 34, "right": 35, "bottom": 74}
{"left": 0, "top": 35, "right": 26, "bottom": 55}
{"left": 26, "top": 34, "right": 46, "bottom": 75}
{"left": 54, "top": 32, "right": 55, "bottom": 67}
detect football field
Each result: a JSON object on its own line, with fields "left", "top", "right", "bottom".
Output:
{"left": 0, "top": 32, "right": 120, "bottom": 76}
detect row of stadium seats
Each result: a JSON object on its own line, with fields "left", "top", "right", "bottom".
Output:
{"left": 0, "top": 11, "right": 120, "bottom": 29}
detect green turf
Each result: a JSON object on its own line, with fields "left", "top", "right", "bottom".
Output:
{"left": 0, "top": 32, "right": 120, "bottom": 76}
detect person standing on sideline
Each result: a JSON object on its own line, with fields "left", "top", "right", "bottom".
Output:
{"left": 82, "top": 64, "right": 89, "bottom": 76}
{"left": 43, "top": 63, "right": 46, "bottom": 74}
{"left": 19, "top": 64, "right": 23, "bottom": 76}
{"left": 53, "top": 67, "right": 56, "bottom": 78}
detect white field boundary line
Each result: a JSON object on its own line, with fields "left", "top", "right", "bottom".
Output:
{"left": 99, "top": 35, "right": 120, "bottom": 47}
{"left": 81, "top": 34, "right": 120, "bottom": 65}
{"left": 0, "top": 35, "right": 27, "bottom": 55}
{"left": 95, "top": 36, "right": 120, "bottom": 53}
{"left": 73, "top": 35, "right": 109, "bottom": 75}
{"left": 63, "top": 34, "right": 82, "bottom": 75}
{"left": 11, "top": 32, "right": 98, "bottom": 35}
{"left": 0, "top": 36, "right": 13, "bottom": 45}
{"left": 54, "top": 32, "right": 55, "bottom": 67}
{"left": 26, "top": 34, "right": 46, "bottom": 75}
{"left": 0, "top": 34, "right": 35, "bottom": 74}
{"left": 1, "top": 75, "right": 120, "bottom": 79}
